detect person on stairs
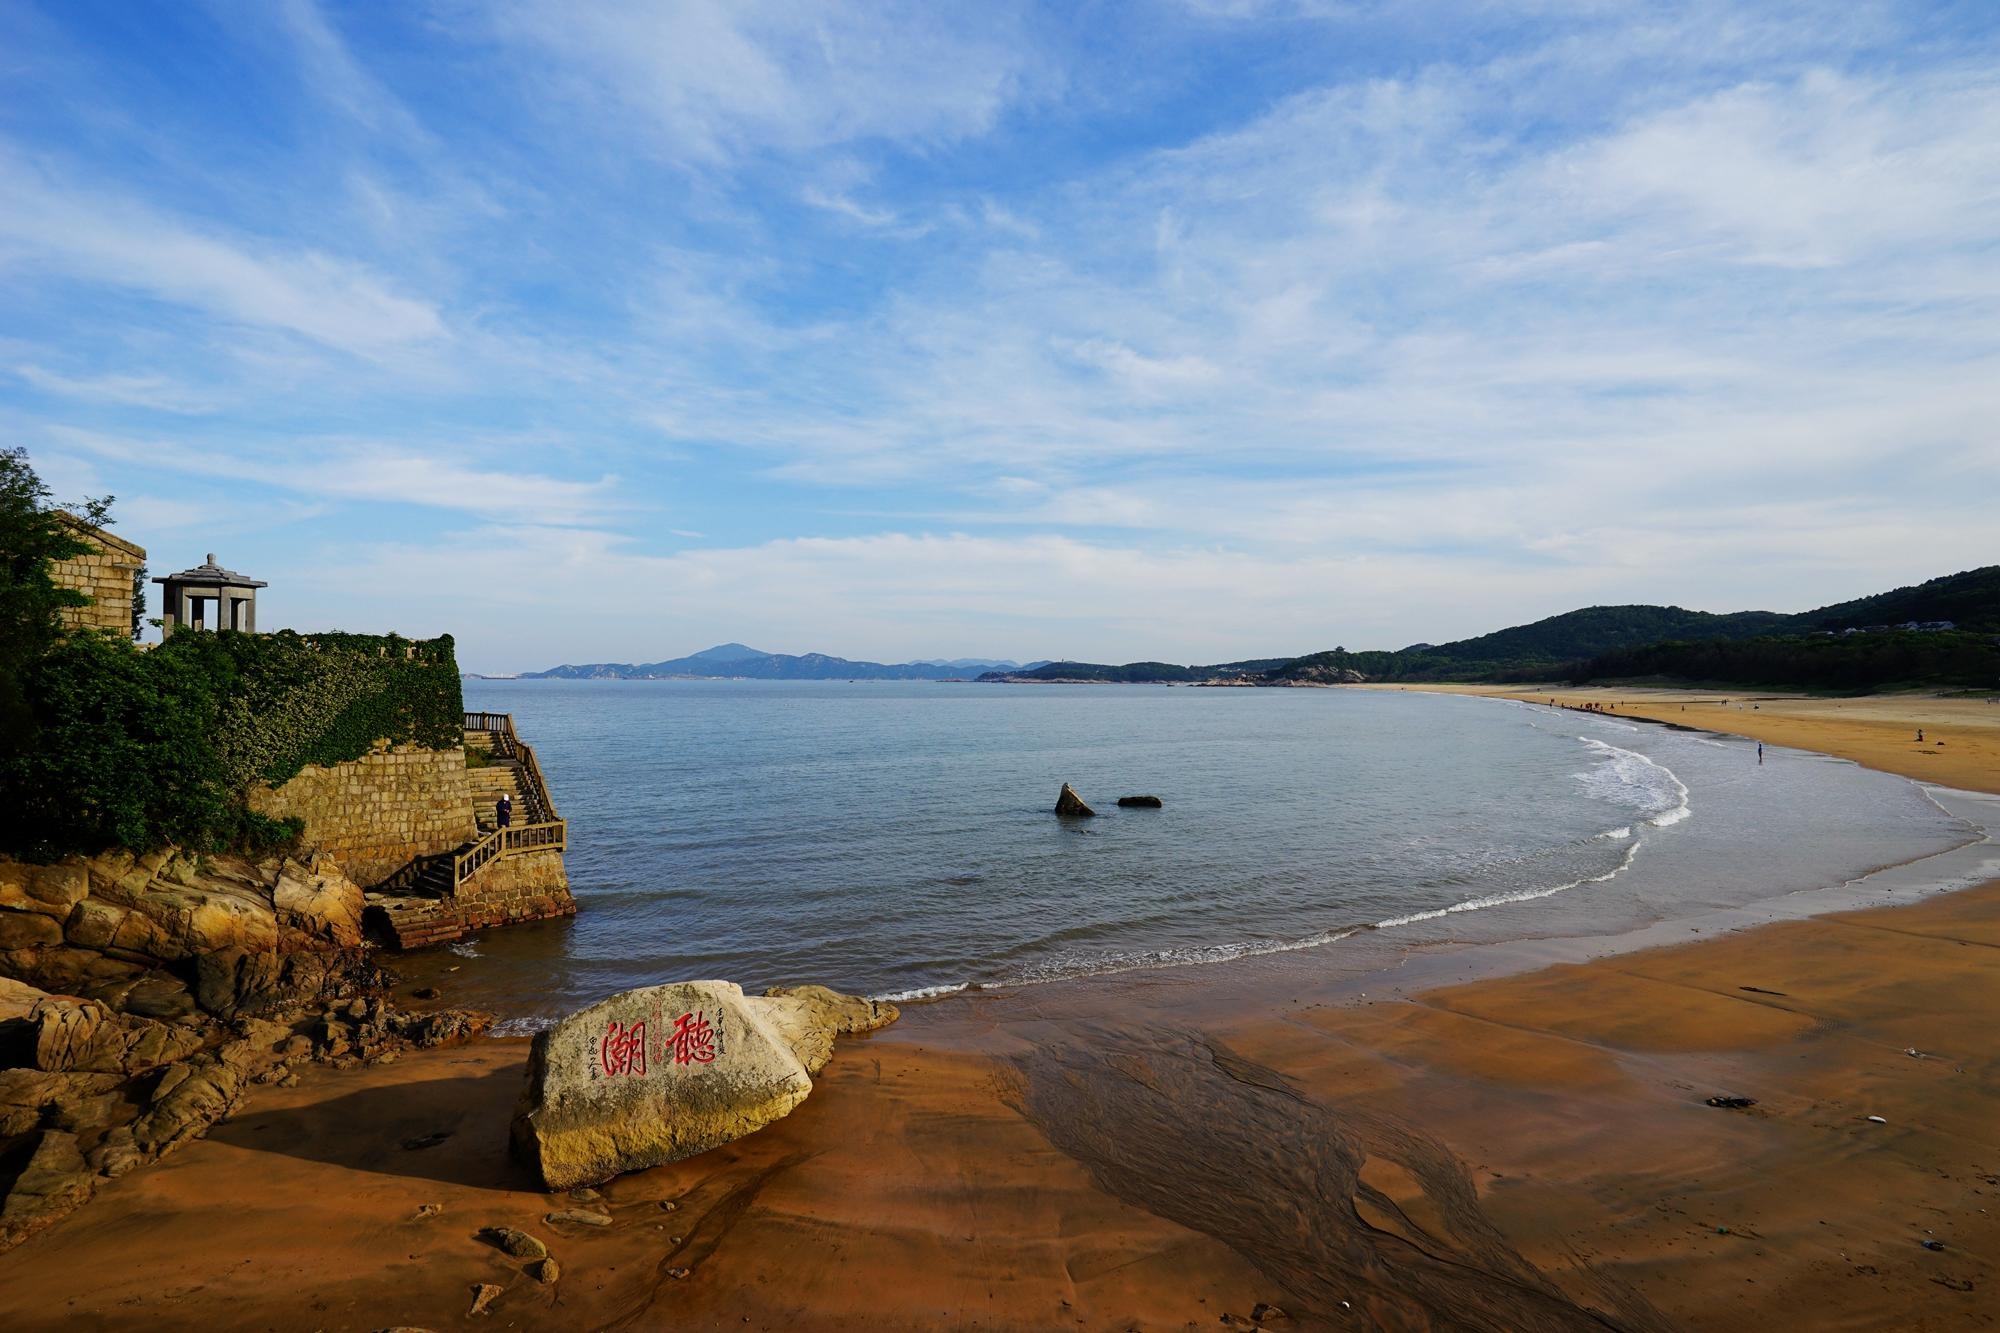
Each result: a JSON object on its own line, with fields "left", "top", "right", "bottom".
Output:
{"left": 496, "top": 792, "right": 512, "bottom": 830}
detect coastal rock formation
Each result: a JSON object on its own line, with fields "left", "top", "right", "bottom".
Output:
{"left": 511, "top": 980, "right": 898, "bottom": 1189}
{"left": 1055, "top": 783, "right": 1096, "bottom": 817}
{"left": 1117, "top": 795, "right": 1164, "bottom": 808}
{"left": 0, "top": 848, "right": 493, "bottom": 1252}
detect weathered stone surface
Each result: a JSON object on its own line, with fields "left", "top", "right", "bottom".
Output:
{"left": 0, "top": 1070, "right": 125, "bottom": 1138}
{"left": 0, "top": 861, "right": 88, "bottom": 920}
{"left": 1054, "top": 782, "right": 1096, "bottom": 817}
{"left": 0, "top": 1129, "right": 95, "bottom": 1239}
{"left": 133, "top": 1054, "right": 244, "bottom": 1156}
{"left": 545, "top": 1207, "right": 612, "bottom": 1227}
{"left": 123, "top": 971, "right": 196, "bottom": 1020}
{"left": 0, "top": 911, "right": 63, "bottom": 950}
{"left": 468, "top": 1283, "right": 504, "bottom": 1316}
{"left": 529, "top": 1256, "right": 560, "bottom": 1284}
{"left": 512, "top": 981, "right": 824, "bottom": 1189}
{"left": 273, "top": 856, "right": 365, "bottom": 949}
{"left": 757, "top": 984, "right": 901, "bottom": 1077}
{"left": 478, "top": 1225, "right": 547, "bottom": 1259}
{"left": 0, "top": 975, "right": 50, "bottom": 1023}
{"left": 1116, "top": 794, "right": 1164, "bottom": 808}
{"left": 27, "top": 994, "right": 109, "bottom": 1069}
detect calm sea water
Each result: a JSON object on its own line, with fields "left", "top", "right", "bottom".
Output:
{"left": 434, "top": 682, "right": 1971, "bottom": 1022}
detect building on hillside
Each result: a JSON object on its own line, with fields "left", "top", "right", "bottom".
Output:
{"left": 51, "top": 514, "right": 146, "bottom": 638}
{"left": 155, "top": 555, "right": 267, "bottom": 635}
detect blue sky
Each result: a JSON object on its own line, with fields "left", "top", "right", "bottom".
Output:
{"left": 4, "top": 1, "right": 1997, "bottom": 672}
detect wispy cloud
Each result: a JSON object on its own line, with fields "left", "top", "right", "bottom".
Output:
{"left": 483, "top": 0, "right": 1044, "bottom": 164}
{"left": 0, "top": 147, "right": 446, "bottom": 356}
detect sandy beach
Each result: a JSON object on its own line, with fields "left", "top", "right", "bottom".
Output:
{"left": 1, "top": 690, "right": 1996, "bottom": 1332}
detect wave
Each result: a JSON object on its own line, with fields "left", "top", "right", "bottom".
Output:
{"left": 1374, "top": 836, "right": 1643, "bottom": 928}
{"left": 875, "top": 980, "right": 972, "bottom": 1003}
{"left": 1575, "top": 736, "right": 1691, "bottom": 828}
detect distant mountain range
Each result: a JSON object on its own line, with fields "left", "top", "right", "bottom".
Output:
{"left": 516, "top": 566, "right": 1999, "bottom": 692}
{"left": 977, "top": 566, "right": 2000, "bottom": 692}
{"left": 523, "top": 642, "right": 1051, "bottom": 681}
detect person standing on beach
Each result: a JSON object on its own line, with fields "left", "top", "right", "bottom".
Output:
{"left": 1758, "top": 742, "right": 1764, "bottom": 765}
{"left": 496, "top": 792, "right": 512, "bottom": 829}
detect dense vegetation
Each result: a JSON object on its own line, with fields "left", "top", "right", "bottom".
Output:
{"left": 0, "top": 450, "right": 463, "bottom": 860}
{"left": 1569, "top": 630, "right": 2000, "bottom": 692}
{"left": 984, "top": 567, "right": 2000, "bottom": 693}
{"left": 1, "top": 447, "right": 110, "bottom": 757}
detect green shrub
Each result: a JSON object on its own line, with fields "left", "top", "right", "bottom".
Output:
{"left": 0, "top": 628, "right": 463, "bottom": 859}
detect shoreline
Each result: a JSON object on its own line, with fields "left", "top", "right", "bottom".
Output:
{"left": 2, "top": 690, "right": 1998, "bottom": 1329}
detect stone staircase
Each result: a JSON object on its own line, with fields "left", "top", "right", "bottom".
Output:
{"left": 464, "top": 731, "right": 526, "bottom": 833}
{"left": 362, "top": 712, "right": 571, "bottom": 949}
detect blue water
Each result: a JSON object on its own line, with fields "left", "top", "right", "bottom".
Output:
{"left": 435, "top": 682, "right": 1971, "bottom": 1021}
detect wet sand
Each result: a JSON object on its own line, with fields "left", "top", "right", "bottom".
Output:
{"left": 2, "top": 696, "right": 1996, "bottom": 1331}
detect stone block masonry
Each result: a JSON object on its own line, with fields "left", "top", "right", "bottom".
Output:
{"left": 250, "top": 746, "right": 476, "bottom": 888}
{"left": 50, "top": 517, "right": 145, "bottom": 638}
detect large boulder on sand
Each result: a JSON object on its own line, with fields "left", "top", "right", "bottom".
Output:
{"left": 511, "top": 980, "right": 898, "bottom": 1190}
{"left": 1054, "top": 783, "right": 1096, "bottom": 817}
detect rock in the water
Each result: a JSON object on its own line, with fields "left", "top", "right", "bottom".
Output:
{"left": 529, "top": 1257, "right": 560, "bottom": 1284}
{"left": 477, "top": 1225, "right": 547, "bottom": 1259}
{"left": 1054, "top": 783, "right": 1095, "bottom": 817}
{"left": 1116, "top": 795, "right": 1163, "bottom": 808}
{"left": 511, "top": 979, "right": 895, "bottom": 1189}
{"left": 468, "top": 1283, "right": 504, "bottom": 1316}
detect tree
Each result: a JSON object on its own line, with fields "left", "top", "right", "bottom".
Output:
{"left": 0, "top": 447, "right": 114, "bottom": 747}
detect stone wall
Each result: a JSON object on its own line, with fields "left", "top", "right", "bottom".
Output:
{"left": 50, "top": 516, "right": 144, "bottom": 638}
{"left": 459, "top": 850, "right": 574, "bottom": 932}
{"left": 248, "top": 746, "right": 476, "bottom": 888}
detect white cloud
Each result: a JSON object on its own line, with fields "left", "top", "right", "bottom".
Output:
{"left": 50, "top": 429, "right": 620, "bottom": 528}
{"left": 11, "top": 365, "right": 218, "bottom": 414}
{"left": 485, "top": 0, "right": 1042, "bottom": 164}
{"left": 0, "top": 146, "right": 445, "bottom": 356}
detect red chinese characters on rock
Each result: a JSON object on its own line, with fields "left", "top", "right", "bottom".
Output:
{"left": 669, "top": 1009, "right": 717, "bottom": 1066}
{"left": 599, "top": 1019, "right": 646, "bottom": 1077}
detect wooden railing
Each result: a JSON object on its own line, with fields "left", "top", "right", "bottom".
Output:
{"left": 464, "top": 710, "right": 560, "bottom": 824}
{"left": 455, "top": 710, "right": 566, "bottom": 893}
{"left": 452, "top": 819, "right": 568, "bottom": 891}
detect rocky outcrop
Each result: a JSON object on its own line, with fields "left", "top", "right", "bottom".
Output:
{"left": 1275, "top": 665, "right": 1367, "bottom": 685}
{"left": 1117, "top": 795, "right": 1164, "bottom": 808}
{"left": 1055, "top": 783, "right": 1096, "bottom": 817}
{"left": 511, "top": 980, "right": 898, "bottom": 1190}
{"left": 0, "top": 847, "right": 491, "bottom": 1253}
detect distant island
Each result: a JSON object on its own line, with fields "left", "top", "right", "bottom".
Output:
{"left": 520, "top": 567, "right": 1999, "bottom": 695}
{"left": 523, "top": 642, "right": 1052, "bottom": 681}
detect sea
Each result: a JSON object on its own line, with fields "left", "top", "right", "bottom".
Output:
{"left": 430, "top": 681, "right": 1978, "bottom": 1026}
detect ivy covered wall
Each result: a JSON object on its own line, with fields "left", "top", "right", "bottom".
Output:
{"left": 0, "top": 629, "right": 463, "bottom": 860}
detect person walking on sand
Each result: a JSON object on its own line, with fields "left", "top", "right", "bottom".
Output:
{"left": 496, "top": 792, "right": 512, "bottom": 830}
{"left": 1758, "top": 742, "right": 1764, "bottom": 765}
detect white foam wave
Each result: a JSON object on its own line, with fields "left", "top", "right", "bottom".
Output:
{"left": 1375, "top": 836, "right": 1643, "bottom": 929}
{"left": 489, "top": 1015, "right": 555, "bottom": 1037}
{"left": 1599, "top": 826, "right": 1633, "bottom": 840}
{"left": 447, "top": 941, "right": 481, "bottom": 958}
{"left": 873, "top": 981, "right": 971, "bottom": 1003}
{"left": 1575, "top": 736, "right": 1691, "bottom": 828}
